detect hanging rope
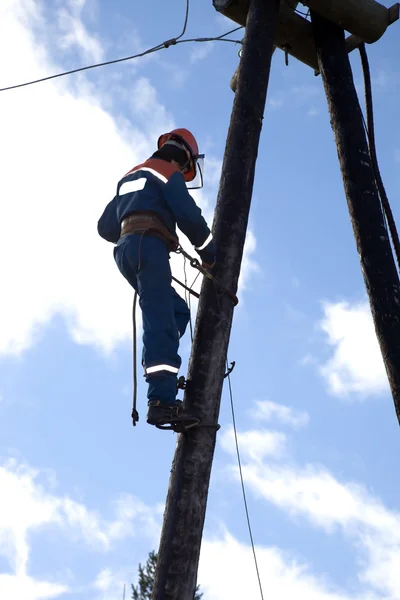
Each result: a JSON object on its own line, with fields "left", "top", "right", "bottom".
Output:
{"left": 131, "top": 290, "right": 139, "bottom": 426}
{"left": 183, "top": 255, "right": 194, "bottom": 342}
{"left": 213, "top": 285, "right": 265, "bottom": 600}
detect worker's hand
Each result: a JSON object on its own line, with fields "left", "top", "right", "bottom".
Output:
{"left": 202, "top": 261, "right": 215, "bottom": 272}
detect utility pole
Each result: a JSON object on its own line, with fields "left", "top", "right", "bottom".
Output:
{"left": 152, "top": 0, "right": 280, "bottom": 597}
{"left": 311, "top": 12, "right": 400, "bottom": 424}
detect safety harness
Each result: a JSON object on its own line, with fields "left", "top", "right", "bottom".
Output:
{"left": 120, "top": 211, "right": 179, "bottom": 252}
{"left": 120, "top": 210, "right": 239, "bottom": 306}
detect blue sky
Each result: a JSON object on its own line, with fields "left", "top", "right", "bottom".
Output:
{"left": 0, "top": 0, "right": 400, "bottom": 598}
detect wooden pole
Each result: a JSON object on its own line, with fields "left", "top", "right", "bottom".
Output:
{"left": 311, "top": 11, "right": 400, "bottom": 424}
{"left": 152, "top": 0, "right": 280, "bottom": 597}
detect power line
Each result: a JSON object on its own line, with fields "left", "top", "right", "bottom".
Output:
{"left": 0, "top": 12, "right": 243, "bottom": 93}
{"left": 179, "top": 0, "right": 190, "bottom": 41}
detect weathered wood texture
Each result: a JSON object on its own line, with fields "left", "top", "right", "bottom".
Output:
{"left": 305, "top": 0, "right": 389, "bottom": 42}
{"left": 215, "top": 0, "right": 399, "bottom": 76}
{"left": 151, "top": 0, "right": 280, "bottom": 598}
{"left": 311, "top": 11, "right": 400, "bottom": 425}
{"left": 215, "top": 0, "right": 319, "bottom": 70}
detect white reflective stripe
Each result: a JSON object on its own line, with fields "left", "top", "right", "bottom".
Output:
{"left": 146, "top": 364, "right": 179, "bottom": 375}
{"left": 138, "top": 168, "right": 168, "bottom": 184}
{"left": 195, "top": 233, "right": 213, "bottom": 251}
{"left": 119, "top": 177, "right": 147, "bottom": 195}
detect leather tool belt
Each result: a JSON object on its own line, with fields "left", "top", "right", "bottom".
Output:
{"left": 120, "top": 211, "right": 179, "bottom": 252}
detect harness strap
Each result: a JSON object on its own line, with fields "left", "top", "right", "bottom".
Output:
{"left": 120, "top": 212, "right": 179, "bottom": 252}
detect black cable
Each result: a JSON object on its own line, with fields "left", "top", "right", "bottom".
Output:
{"left": 177, "top": 0, "right": 190, "bottom": 41}
{"left": 212, "top": 283, "right": 265, "bottom": 600}
{"left": 132, "top": 290, "right": 139, "bottom": 425}
{"left": 359, "top": 44, "right": 400, "bottom": 273}
{"left": 226, "top": 367, "right": 265, "bottom": 600}
{"left": 0, "top": 16, "right": 243, "bottom": 93}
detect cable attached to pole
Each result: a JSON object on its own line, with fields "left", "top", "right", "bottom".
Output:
{"left": 213, "top": 285, "right": 264, "bottom": 600}
{"left": 226, "top": 366, "right": 265, "bottom": 600}
{"left": 359, "top": 44, "right": 400, "bottom": 273}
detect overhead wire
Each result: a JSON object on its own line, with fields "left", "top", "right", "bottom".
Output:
{"left": 178, "top": 0, "right": 190, "bottom": 41}
{"left": 0, "top": 1, "right": 243, "bottom": 94}
{"left": 358, "top": 43, "right": 400, "bottom": 274}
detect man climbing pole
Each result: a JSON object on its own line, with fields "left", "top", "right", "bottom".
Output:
{"left": 97, "top": 128, "right": 216, "bottom": 429}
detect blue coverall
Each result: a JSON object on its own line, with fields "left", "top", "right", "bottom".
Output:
{"left": 97, "top": 157, "right": 216, "bottom": 405}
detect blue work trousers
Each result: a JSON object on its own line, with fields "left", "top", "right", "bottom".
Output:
{"left": 114, "top": 234, "right": 190, "bottom": 404}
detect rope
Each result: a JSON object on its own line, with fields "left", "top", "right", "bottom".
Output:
{"left": 132, "top": 290, "right": 139, "bottom": 426}
{"left": 213, "top": 285, "right": 265, "bottom": 600}
{"left": 183, "top": 255, "right": 194, "bottom": 343}
{"left": 359, "top": 44, "right": 400, "bottom": 273}
{"left": 226, "top": 366, "right": 265, "bottom": 600}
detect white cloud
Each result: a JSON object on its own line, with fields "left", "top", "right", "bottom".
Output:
{"left": 0, "top": 458, "right": 158, "bottom": 598}
{"left": 0, "top": 573, "right": 68, "bottom": 600}
{"left": 318, "top": 301, "right": 388, "bottom": 398}
{"left": 220, "top": 422, "right": 400, "bottom": 599}
{"left": 190, "top": 43, "right": 214, "bottom": 63}
{"left": 93, "top": 569, "right": 131, "bottom": 600}
{"left": 249, "top": 400, "right": 309, "bottom": 428}
{"left": 200, "top": 532, "right": 352, "bottom": 600}
{"left": 57, "top": 0, "right": 103, "bottom": 62}
{"left": 307, "top": 107, "right": 319, "bottom": 117}
{"left": 238, "top": 230, "right": 261, "bottom": 291}
{"left": 241, "top": 461, "right": 400, "bottom": 598}
{"left": 220, "top": 425, "right": 287, "bottom": 463}
{"left": 268, "top": 96, "right": 284, "bottom": 109}
{"left": 0, "top": 0, "right": 259, "bottom": 360}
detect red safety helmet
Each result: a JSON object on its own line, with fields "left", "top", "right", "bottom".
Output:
{"left": 157, "top": 128, "right": 203, "bottom": 185}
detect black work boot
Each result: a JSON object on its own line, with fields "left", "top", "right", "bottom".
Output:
{"left": 146, "top": 399, "right": 200, "bottom": 431}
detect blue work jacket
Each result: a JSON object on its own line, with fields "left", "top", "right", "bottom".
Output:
{"left": 97, "top": 157, "right": 215, "bottom": 264}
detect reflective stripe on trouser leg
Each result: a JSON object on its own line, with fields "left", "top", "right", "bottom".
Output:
{"left": 145, "top": 364, "right": 179, "bottom": 375}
